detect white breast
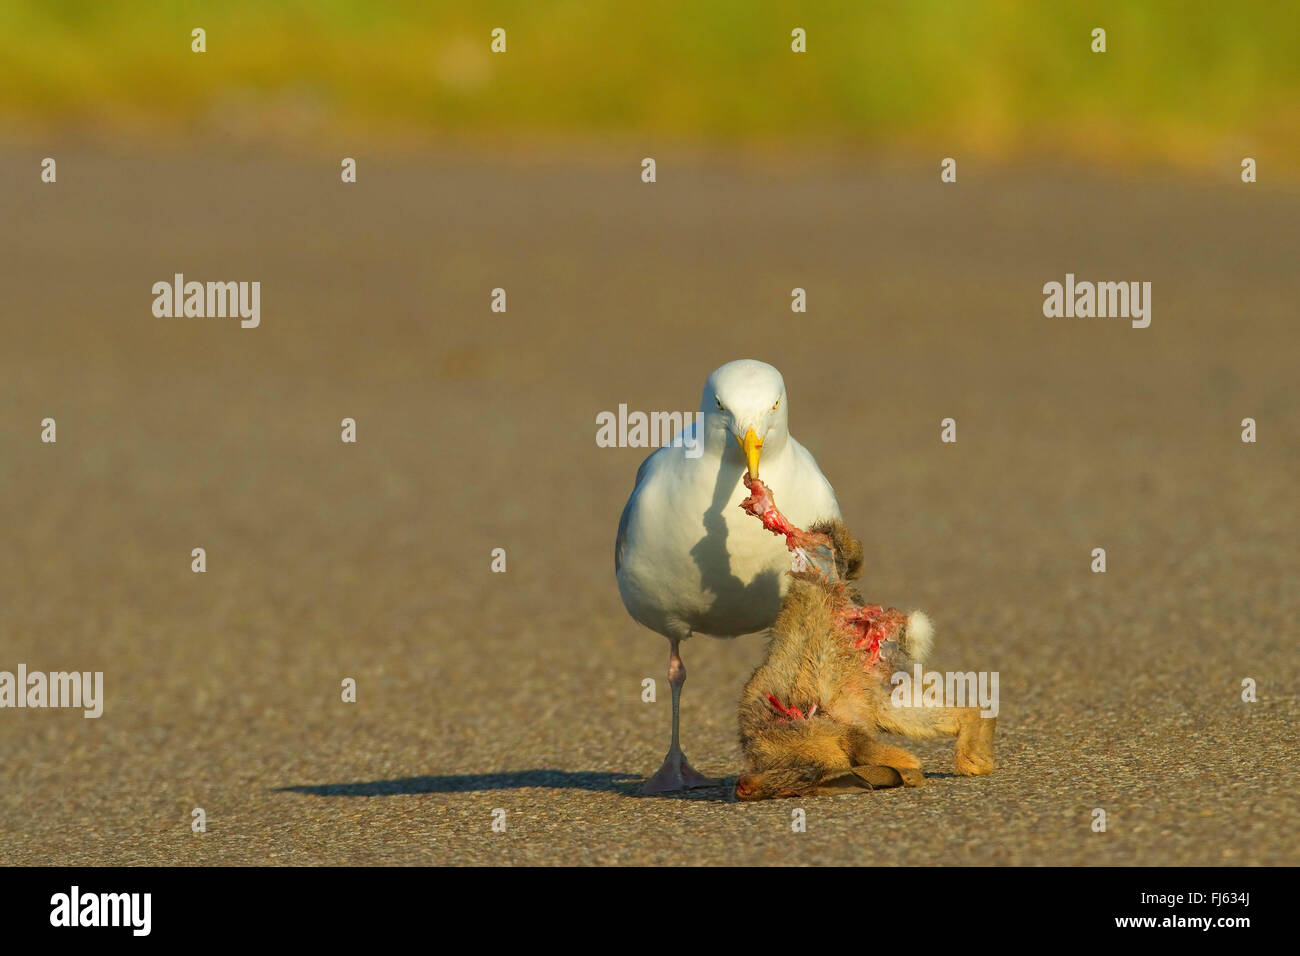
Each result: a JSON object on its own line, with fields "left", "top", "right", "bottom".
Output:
{"left": 617, "top": 438, "right": 840, "bottom": 639}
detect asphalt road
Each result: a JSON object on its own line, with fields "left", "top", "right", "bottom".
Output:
{"left": 1, "top": 145, "right": 1296, "bottom": 865}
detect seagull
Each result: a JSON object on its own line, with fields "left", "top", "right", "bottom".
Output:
{"left": 615, "top": 359, "right": 841, "bottom": 792}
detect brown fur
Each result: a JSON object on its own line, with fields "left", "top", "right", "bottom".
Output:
{"left": 735, "top": 519, "right": 996, "bottom": 800}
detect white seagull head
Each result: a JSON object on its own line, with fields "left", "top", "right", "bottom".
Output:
{"left": 699, "top": 359, "right": 789, "bottom": 478}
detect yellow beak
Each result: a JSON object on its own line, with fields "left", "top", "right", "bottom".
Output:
{"left": 736, "top": 428, "right": 763, "bottom": 479}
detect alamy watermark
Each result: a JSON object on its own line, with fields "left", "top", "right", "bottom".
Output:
{"left": 596, "top": 404, "right": 703, "bottom": 458}
{"left": 152, "top": 273, "right": 260, "bottom": 328}
{"left": 891, "top": 665, "right": 999, "bottom": 718}
{"left": 1043, "top": 273, "right": 1151, "bottom": 328}
{"left": 0, "top": 665, "right": 103, "bottom": 718}
{"left": 50, "top": 886, "right": 150, "bottom": 936}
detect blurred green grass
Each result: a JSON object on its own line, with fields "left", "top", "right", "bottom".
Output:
{"left": 3, "top": 1, "right": 1297, "bottom": 166}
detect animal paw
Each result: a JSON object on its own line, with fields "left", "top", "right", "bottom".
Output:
{"left": 954, "top": 715, "right": 997, "bottom": 775}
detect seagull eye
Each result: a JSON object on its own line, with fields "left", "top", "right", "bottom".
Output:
{"left": 772, "top": 398, "right": 781, "bottom": 411}
{"left": 716, "top": 398, "right": 725, "bottom": 411}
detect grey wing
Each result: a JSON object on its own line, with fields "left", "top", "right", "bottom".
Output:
{"left": 614, "top": 449, "right": 659, "bottom": 574}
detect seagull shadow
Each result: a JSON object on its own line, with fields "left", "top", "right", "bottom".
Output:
{"left": 687, "top": 457, "right": 783, "bottom": 634}
{"left": 275, "top": 769, "right": 737, "bottom": 801}
{"left": 275, "top": 770, "right": 640, "bottom": 797}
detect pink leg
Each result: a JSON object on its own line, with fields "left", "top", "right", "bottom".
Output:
{"left": 642, "top": 638, "right": 721, "bottom": 793}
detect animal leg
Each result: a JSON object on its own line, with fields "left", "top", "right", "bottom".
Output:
{"left": 874, "top": 704, "right": 997, "bottom": 776}
{"left": 642, "top": 636, "right": 722, "bottom": 793}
